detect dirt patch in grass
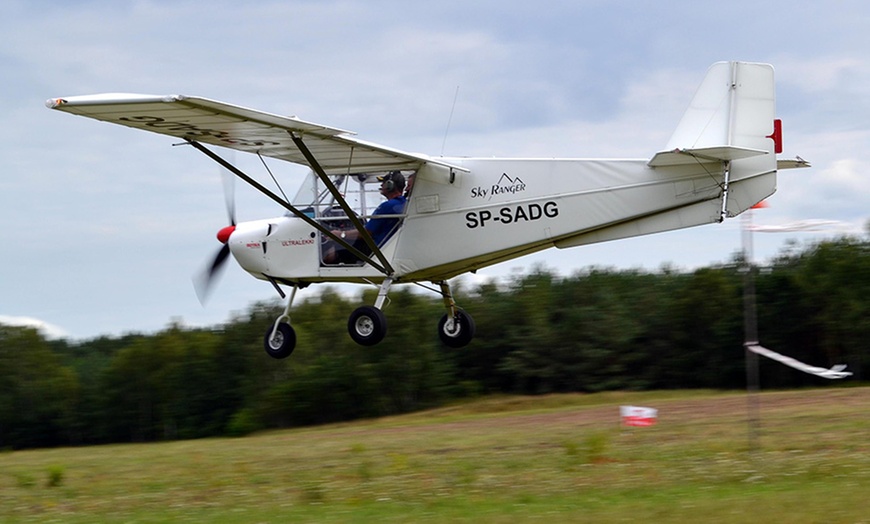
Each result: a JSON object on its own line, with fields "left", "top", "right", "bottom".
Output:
{"left": 318, "top": 387, "right": 869, "bottom": 437}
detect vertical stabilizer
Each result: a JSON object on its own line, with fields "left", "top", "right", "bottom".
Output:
{"left": 649, "top": 61, "right": 777, "bottom": 217}
{"left": 664, "top": 61, "right": 775, "bottom": 154}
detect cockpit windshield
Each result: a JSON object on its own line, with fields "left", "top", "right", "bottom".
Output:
{"left": 289, "top": 169, "right": 415, "bottom": 221}
{"left": 291, "top": 169, "right": 416, "bottom": 266}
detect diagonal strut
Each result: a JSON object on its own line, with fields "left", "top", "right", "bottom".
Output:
{"left": 289, "top": 132, "right": 394, "bottom": 275}
{"left": 185, "top": 139, "right": 388, "bottom": 274}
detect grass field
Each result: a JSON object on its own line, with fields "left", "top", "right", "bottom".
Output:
{"left": 2, "top": 387, "right": 869, "bottom": 523}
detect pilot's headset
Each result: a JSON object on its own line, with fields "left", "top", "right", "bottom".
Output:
{"left": 379, "top": 171, "right": 405, "bottom": 193}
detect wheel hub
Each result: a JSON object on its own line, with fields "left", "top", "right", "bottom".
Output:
{"left": 443, "top": 317, "right": 460, "bottom": 337}
{"left": 355, "top": 316, "right": 374, "bottom": 336}
{"left": 268, "top": 331, "right": 284, "bottom": 349}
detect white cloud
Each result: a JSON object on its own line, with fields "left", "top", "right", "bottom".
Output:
{"left": 0, "top": 315, "right": 70, "bottom": 340}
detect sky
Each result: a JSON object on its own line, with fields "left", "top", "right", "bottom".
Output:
{"left": 2, "top": 0, "right": 868, "bottom": 340}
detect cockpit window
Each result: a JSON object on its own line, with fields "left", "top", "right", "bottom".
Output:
{"left": 296, "top": 170, "right": 415, "bottom": 266}
{"left": 290, "top": 170, "right": 415, "bottom": 221}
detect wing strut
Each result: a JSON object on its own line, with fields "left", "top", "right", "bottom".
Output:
{"left": 289, "top": 132, "right": 394, "bottom": 275}
{"left": 185, "top": 139, "right": 390, "bottom": 274}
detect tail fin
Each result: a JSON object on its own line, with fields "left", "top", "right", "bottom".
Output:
{"left": 649, "top": 61, "right": 776, "bottom": 166}
{"left": 648, "top": 61, "right": 778, "bottom": 217}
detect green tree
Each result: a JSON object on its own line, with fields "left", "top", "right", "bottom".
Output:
{"left": 665, "top": 267, "right": 743, "bottom": 388}
{"left": 0, "top": 325, "right": 80, "bottom": 448}
{"left": 794, "top": 238, "right": 870, "bottom": 380}
{"left": 99, "top": 324, "right": 232, "bottom": 441}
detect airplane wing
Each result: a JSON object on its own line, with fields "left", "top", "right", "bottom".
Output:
{"left": 46, "top": 93, "right": 452, "bottom": 174}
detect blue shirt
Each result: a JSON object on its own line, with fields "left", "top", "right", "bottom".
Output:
{"left": 365, "top": 195, "right": 406, "bottom": 246}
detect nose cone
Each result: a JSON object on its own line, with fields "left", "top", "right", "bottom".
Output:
{"left": 225, "top": 220, "right": 271, "bottom": 276}
{"left": 217, "top": 225, "right": 236, "bottom": 244}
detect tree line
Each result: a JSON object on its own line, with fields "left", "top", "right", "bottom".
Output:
{"left": 1, "top": 236, "right": 867, "bottom": 449}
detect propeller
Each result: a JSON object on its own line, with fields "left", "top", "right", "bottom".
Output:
{"left": 193, "top": 154, "right": 237, "bottom": 304}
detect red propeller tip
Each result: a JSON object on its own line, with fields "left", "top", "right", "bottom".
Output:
{"left": 217, "top": 225, "right": 236, "bottom": 244}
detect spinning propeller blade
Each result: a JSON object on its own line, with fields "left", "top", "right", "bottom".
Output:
{"left": 194, "top": 151, "right": 238, "bottom": 304}
{"left": 222, "top": 160, "right": 236, "bottom": 226}
{"left": 194, "top": 243, "right": 231, "bottom": 304}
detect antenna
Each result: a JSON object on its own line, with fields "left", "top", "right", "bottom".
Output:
{"left": 440, "top": 86, "right": 460, "bottom": 156}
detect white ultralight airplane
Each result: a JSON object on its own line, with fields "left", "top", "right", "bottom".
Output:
{"left": 47, "top": 61, "right": 808, "bottom": 358}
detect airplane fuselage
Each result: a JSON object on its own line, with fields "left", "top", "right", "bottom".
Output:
{"left": 227, "top": 154, "right": 774, "bottom": 285}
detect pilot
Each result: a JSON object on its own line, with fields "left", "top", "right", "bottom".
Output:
{"left": 404, "top": 172, "right": 416, "bottom": 198}
{"left": 322, "top": 171, "right": 406, "bottom": 264}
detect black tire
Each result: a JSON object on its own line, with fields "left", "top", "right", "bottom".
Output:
{"left": 438, "top": 310, "right": 475, "bottom": 348}
{"left": 348, "top": 305, "right": 387, "bottom": 346}
{"left": 264, "top": 323, "right": 296, "bottom": 359}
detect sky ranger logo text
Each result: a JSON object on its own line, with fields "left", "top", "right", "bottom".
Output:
{"left": 470, "top": 173, "right": 527, "bottom": 200}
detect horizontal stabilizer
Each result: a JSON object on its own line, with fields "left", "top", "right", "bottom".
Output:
{"left": 777, "top": 157, "right": 811, "bottom": 170}
{"left": 648, "top": 145, "right": 767, "bottom": 167}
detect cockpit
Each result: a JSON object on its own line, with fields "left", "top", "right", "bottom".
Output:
{"left": 289, "top": 169, "right": 416, "bottom": 266}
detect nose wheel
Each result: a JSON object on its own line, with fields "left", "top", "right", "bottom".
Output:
{"left": 264, "top": 322, "right": 296, "bottom": 359}
{"left": 264, "top": 284, "right": 298, "bottom": 359}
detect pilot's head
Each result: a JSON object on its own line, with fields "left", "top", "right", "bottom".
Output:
{"left": 377, "top": 171, "right": 405, "bottom": 196}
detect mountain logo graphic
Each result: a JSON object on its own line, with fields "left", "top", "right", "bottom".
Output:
{"left": 470, "top": 173, "right": 527, "bottom": 200}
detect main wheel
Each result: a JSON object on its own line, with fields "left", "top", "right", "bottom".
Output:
{"left": 438, "top": 310, "right": 475, "bottom": 348}
{"left": 348, "top": 305, "right": 387, "bottom": 346}
{"left": 264, "top": 323, "right": 296, "bottom": 359}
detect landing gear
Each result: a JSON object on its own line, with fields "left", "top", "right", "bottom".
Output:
{"left": 348, "top": 305, "right": 387, "bottom": 346}
{"left": 438, "top": 310, "right": 475, "bottom": 348}
{"left": 344, "top": 279, "right": 476, "bottom": 347}
{"left": 346, "top": 277, "right": 392, "bottom": 346}
{"left": 436, "top": 280, "right": 475, "bottom": 348}
{"left": 263, "top": 278, "right": 476, "bottom": 354}
{"left": 264, "top": 322, "right": 296, "bottom": 359}
{"left": 264, "top": 284, "right": 298, "bottom": 359}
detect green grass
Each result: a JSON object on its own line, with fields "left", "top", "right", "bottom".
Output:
{"left": 2, "top": 388, "right": 869, "bottom": 523}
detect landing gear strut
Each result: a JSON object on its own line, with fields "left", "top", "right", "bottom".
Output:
{"left": 436, "top": 280, "right": 475, "bottom": 348}
{"left": 264, "top": 285, "right": 298, "bottom": 359}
